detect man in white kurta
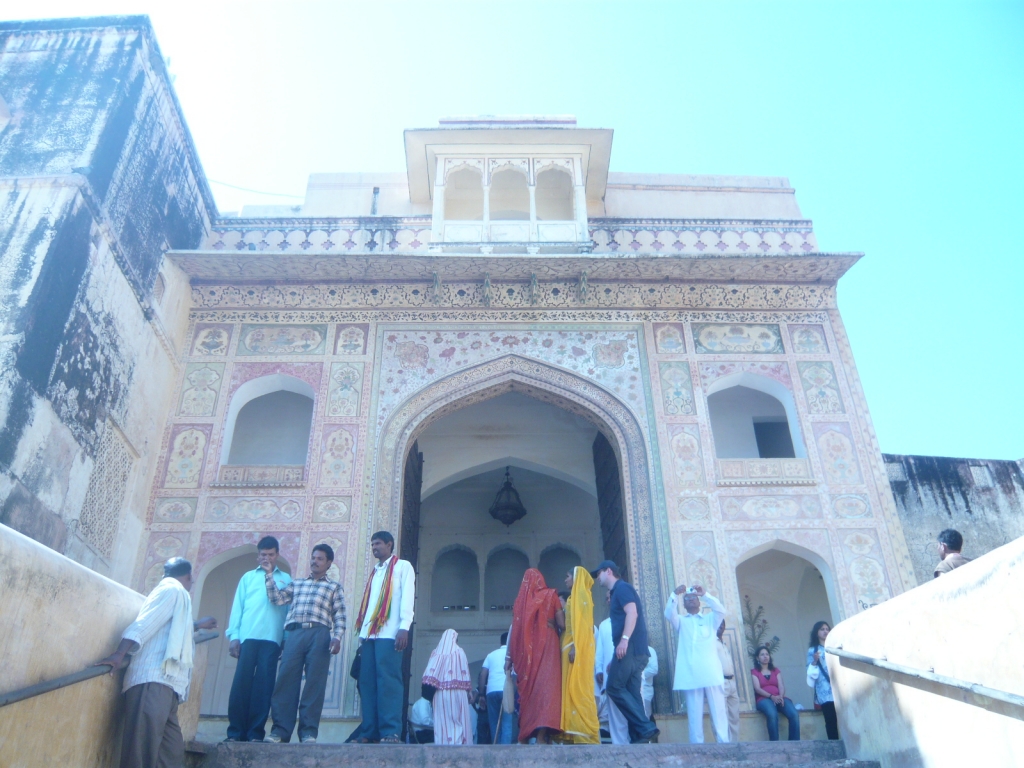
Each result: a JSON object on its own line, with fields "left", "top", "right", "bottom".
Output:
{"left": 664, "top": 584, "right": 729, "bottom": 743}
{"left": 594, "top": 616, "right": 629, "bottom": 744}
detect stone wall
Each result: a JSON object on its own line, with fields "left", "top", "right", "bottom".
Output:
{"left": 883, "top": 454, "right": 1024, "bottom": 585}
{"left": 0, "top": 523, "right": 144, "bottom": 768}
{"left": 0, "top": 17, "right": 213, "bottom": 583}
{"left": 827, "top": 533, "right": 1024, "bottom": 767}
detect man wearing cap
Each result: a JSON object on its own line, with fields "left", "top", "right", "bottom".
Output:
{"left": 591, "top": 560, "right": 660, "bottom": 744}
{"left": 96, "top": 558, "right": 217, "bottom": 768}
{"left": 664, "top": 583, "right": 729, "bottom": 743}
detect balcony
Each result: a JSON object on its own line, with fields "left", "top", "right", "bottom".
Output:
{"left": 715, "top": 458, "right": 815, "bottom": 487}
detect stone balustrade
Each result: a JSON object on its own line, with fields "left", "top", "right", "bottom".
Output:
{"left": 204, "top": 217, "right": 817, "bottom": 256}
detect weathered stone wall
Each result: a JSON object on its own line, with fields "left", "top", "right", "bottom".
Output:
{"left": 0, "top": 523, "right": 144, "bottom": 768}
{"left": 0, "top": 17, "right": 213, "bottom": 583}
{"left": 883, "top": 454, "right": 1024, "bottom": 585}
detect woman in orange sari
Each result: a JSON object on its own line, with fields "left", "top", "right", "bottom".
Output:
{"left": 509, "top": 568, "right": 564, "bottom": 743}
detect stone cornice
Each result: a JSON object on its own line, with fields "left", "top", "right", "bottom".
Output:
{"left": 170, "top": 251, "right": 858, "bottom": 285}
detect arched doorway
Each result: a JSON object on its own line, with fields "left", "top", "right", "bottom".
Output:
{"left": 735, "top": 543, "right": 838, "bottom": 710}
{"left": 196, "top": 547, "right": 291, "bottom": 717}
{"left": 368, "top": 355, "right": 667, "bottom": 722}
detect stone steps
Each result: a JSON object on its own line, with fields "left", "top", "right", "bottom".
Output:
{"left": 193, "top": 741, "right": 880, "bottom": 768}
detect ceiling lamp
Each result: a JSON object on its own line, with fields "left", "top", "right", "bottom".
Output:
{"left": 489, "top": 466, "right": 527, "bottom": 527}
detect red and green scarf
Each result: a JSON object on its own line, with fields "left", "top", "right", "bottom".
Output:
{"left": 355, "top": 555, "right": 397, "bottom": 636}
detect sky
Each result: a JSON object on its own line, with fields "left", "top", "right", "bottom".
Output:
{"left": 9, "top": 1, "right": 1024, "bottom": 460}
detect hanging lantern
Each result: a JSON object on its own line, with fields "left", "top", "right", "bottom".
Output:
{"left": 489, "top": 466, "right": 527, "bottom": 527}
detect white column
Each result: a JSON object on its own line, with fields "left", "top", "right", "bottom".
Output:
{"left": 483, "top": 181, "right": 491, "bottom": 243}
{"left": 430, "top": 157, "right": 445, "bottom": 248}
{"left": 573, "top": 158, "right": 588, "bottom": 243}
{"left": 528, "top": 183, "right": 537, "bottom": 242}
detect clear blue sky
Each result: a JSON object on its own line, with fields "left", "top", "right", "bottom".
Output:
{"left": 13, "top": 1, "right": 1024, "bottom": 460}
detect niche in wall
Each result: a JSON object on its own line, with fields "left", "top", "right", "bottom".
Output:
{"left": 485, "top": 546, "right": 529, "bottom": 611}
{"left": 227, "top": 390, "right": 314, "bottom": 465}
{"left": 708, "top": 385, "right": 800, "bottom": 459}
{"left": 538, "top": 544, "right": 581, "bottom": 593}
{"left": 431, "top": 546, "right": 480, "bottom": 611}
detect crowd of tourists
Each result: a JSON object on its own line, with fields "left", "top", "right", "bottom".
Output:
{"left": 96, "top": 526, "right": 970, "bottom": 765}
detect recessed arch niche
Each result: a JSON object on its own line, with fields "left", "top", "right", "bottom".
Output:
{"left": 220, "top": 374, "right": 315, "bottom": 466}
{"left": 706, "top": 372, "right": 806, "bottom": 459}
{"left": 431, "top": 545, "right": 480, "bottom": 611}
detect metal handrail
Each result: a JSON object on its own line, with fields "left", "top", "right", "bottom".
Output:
{"left": 0, "top": 630, "right": 219, "bottom": 708}
{"left": 826, "top": 645, "right": 1024, "bottom": 712}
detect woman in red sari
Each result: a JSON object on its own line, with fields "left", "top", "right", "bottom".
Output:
{"left": 509, "top": 568, "right": 564, "bottom": 743}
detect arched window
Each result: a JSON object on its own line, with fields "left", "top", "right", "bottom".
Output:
{"left": 538, "top": 544, "right": 581, "bottom": 593}
{"left": 227, "top": 391, "right": 313, "bottom": 465}
{"left": 431, "top": 547, "right": 480, "bottom": 611}
{"left": 485, "top": 546, "right": 529, "bottom": 611}
{"left": 535, "top": 168, "right": 574, "bottom": 221}
{"left": 706, "top": 375, "right": 806, "bottom": 459}
{"left": 444, "top": 166, "right": 484, "bottom": 221}
{"left": 220, "top": 374, "right": 316, "bottom": 466}
{"left": 489, "top": 168, "right": 529, "bottom": 220}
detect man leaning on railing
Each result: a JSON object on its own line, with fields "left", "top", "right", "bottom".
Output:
{"left": 96, "top": 557, "right": 217, "bottom": 768}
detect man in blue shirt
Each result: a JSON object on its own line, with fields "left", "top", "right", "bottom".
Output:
{"left": 225, "top": 536, "right": 291, "bottom": 742}
{"left": 591, "top": 559, "right": 659, "bottom": 744}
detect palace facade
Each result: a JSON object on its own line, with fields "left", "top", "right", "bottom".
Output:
{"left": 1, "top": 17, "right": 937, "bottom": 734}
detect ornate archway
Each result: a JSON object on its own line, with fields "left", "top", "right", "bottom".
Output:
{"left": 367, "top": 354, "right": 672, "bottom": 708}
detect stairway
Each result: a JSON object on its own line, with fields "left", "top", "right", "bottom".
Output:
{"left": 192, "top": 740, "right": 880, "bottom": 768}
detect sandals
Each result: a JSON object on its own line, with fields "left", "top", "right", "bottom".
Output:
{"left": 380, "top": 734, "right": 402, "bottom": 744}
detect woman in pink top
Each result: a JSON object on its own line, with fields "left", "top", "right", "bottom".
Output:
{"left": 750, "top": 646, "right": 800, "bottom": 741}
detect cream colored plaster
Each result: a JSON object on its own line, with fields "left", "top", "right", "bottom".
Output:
{"left": 0, "top": 524, "right": 144, "bottom": 768}
{"left": 827, "top": 535, "right": 1024, "bottom": 767}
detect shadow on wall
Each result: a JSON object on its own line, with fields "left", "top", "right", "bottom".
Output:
{"left": 827, "top": 535, "right": 1024, "bottom": 767}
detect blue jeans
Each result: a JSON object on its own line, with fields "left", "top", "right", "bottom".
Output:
{"left": 227, "top": 639, "right": 280, "bottom": 741}
{"left": 486, "top": 690, "right": 515, "bottom": 744}
{"left": 756, "top": 697, "right": 800, "bottom": 741}
{"left": 606, "top": 653, "right": 658, "bottom": 742}
{"left": 357, "top": 638, "right": 404, "bottom": 740}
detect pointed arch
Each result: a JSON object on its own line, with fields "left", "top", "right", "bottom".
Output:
{"left": 368, "top": 354, "right": 670, "bottom": 705}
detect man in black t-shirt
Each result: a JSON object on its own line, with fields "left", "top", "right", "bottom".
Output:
{"left": 591, "top": 560, "right": 659, "bottom": 744}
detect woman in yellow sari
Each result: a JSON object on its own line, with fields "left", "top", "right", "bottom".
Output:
{"left": 559, "top": 565, "right": 600, "bottom": 743}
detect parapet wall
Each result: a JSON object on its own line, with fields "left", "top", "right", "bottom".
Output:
{"left": 826, "top": 533, "right": 1024, "bottom": 767}
{"left": 884, "top": 453, "right": 1024, "bottom": 583}
{"left": 0, "top": 523, "right": 144, "bottom": 768}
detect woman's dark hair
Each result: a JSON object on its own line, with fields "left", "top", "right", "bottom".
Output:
{"left": 809, "top": 621, "right": 831, "bottom": 648}
{"left": 754, "top": 645, "right": 775, "bottom": 670}
{"left": 421, "top": 683, "right": 437, "bottom": 702}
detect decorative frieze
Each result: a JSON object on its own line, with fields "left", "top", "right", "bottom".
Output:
{"left": 190, "top": 281, "right": 837, "bottom": 311}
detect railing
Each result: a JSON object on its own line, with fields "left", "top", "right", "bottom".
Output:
{"left": 0, "top": 630, "right": 219, "bottom": 708}
{"left": 826, "top": 645, "right": 1024, "bottom": 719}
{"left": 201, "top": 216, "right": 818, "bottom": 256}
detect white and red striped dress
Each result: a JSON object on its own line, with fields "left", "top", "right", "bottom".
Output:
{"left": 422, "top": 629, "right": 474, "bottom": 745}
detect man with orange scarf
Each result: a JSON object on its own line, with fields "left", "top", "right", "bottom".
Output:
{"left": 353, "top": 531, "right": 415, "bottom": 743}
{"left": 508, "top": 568, "right": 564, "bottom": 743}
